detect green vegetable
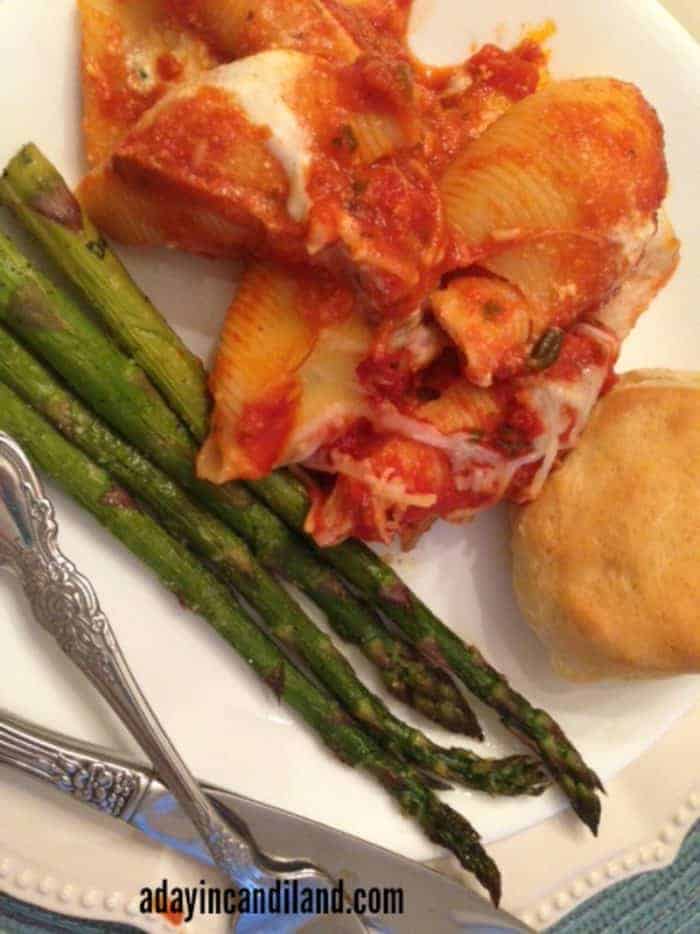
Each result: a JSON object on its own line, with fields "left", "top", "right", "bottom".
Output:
{"left": 2, "top": 144, "right": 210, "bottom": 439}
{"left": 0, "top": 257, "right": 549, "bottom": 798}
{"left": 251, "top": 472, "right": 604, "bottom": 834}
{"left": 528, "top": 328, "right": 565, "bottom": 371}
{"left": 0, "top": 378, "right": 501, "bottom": 904}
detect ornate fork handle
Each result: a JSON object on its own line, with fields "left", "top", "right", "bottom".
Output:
{"left": 0, "top": 434, "right": 256, "bottom": 883}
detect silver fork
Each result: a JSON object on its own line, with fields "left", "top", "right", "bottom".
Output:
{"left": 0, "top": 431, "right": 366, "bottom": 932}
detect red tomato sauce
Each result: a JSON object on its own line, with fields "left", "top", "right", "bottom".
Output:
{"left": 546, "top": 329, "right": 611, "bottom": 382}
{"left": 92, "top": 24, "right": 165, "bottom": 128}
{"left": 236, "top": 384, "right": 299, "bottom": 476}
{"left": 299, "top": 267, "right": 357, "bottom": 328}
{"left": 337, "top": 55, "right": 414, "bottom": 116}
{"left": 120, "top": 88, "right": 269, "bottom": 185}
{"left": 157, "top": 52, "right": 185, "bottom": 82}
{"left": 466, "top": 44, "right": 542, "bottom": 102}
{"left": 357, "top": 352, "right": 413, "bottom": 404}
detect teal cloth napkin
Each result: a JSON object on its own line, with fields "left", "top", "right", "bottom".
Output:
{"left": 1, "top": 821, "right": 698, "bottom": 932}
{"left": 550, "top": 818, "right": 700, "bottom": 933}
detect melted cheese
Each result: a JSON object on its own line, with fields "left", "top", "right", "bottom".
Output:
{"left": 513, "top": 323, "right": 618, "bottom": 497}
{"left": 305, "top": 322, "right": 618, "bottom": 543}
{"left": 323, "top": 452, "right": 439, "bottom": 509}
{"left": 376, "top": 406, "right": 502, "bottom": 470}
{"left": 598, "top": 212, "right": 680, "bottom": 339}
{"left": 376, "top": 405, "right": 516, "bottom": 504}
{"left": 206, "top": 51, "right": 314, "bottom": 222}
{"left": 376, "top": 323, "right": 616, "bottom": 504}
{"left": 609, "top": 213, "right": 657, "bottom": 267}
{"left": 302, "top": 322, "right": 617, "bottom": 519}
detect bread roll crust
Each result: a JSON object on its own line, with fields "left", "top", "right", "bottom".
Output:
{"left": 511, "top": 369, "right": 700, "bottom": 681}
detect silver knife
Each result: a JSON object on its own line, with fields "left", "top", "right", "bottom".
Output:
{"left": 0, "top": 711, "right": 532, "bottom": 933}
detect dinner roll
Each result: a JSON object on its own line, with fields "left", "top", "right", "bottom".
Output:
{"left": 511, "top": 370, "right": 700, "bottom": 681}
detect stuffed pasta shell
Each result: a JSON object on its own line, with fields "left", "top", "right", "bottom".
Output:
{"left": 431, "top": 79, "right": 668, "bottom": 384}
{"left": 79, "top": 48, "right": 445, "bottom": 313}
{"left": 78, "top": 0, "right": 223, "bottom": 167}
{"left": 199, "top": 262, "right": 371, "bottom": 482}
{"left": 197, "top": 72, "right": 676, "bottom": 546}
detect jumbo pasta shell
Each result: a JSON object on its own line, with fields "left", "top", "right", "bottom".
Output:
{"left": 440, "top": 78, "right": 667, "bottom": 255}
{"left": 198, "top": 262, "right": 318, "bottom": 482}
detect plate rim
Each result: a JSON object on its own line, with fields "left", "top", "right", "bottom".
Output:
{"left": 0, "top": 700, "right": 698, "bottom": 931}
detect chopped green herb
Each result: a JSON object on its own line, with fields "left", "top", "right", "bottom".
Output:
{"left": 86, "top": 237, "right": 107, "bottom": 260}
{"left": 528, "top": 327, "right": 564, "bottom": 371}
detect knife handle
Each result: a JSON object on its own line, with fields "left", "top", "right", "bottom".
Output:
{"left": 0, "top": 711, "right": 150, "bottom": 821}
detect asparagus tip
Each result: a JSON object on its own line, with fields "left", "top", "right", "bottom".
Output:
{"left": 409, "top": 688, "right": 485, "bottom": 739}
{"left": 459, "top": 705, "right": 485, "bottom": 742}
{"left": 572, "top": 786, "right": 602, "bottom": 836}
{"left": 481, "top": 855, "right": 503, "bottom": 908}
{"left": 467, "top": 845, "right": 502, "bottom": 907}
{"left": 423, "top": 798, "right": 501, "bottom": 905}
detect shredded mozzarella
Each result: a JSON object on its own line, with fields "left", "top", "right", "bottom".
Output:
{"left": 376, "top": 323, "right": 616, "bottom": 505}
{"left": 321, "top": 450, "right": 438, "bottom": 508}
{"left": 376, "top": 406, "right": 502, "bottom": 469}
{"left": 307, "top": 323, "right": 616, "bottom": 530}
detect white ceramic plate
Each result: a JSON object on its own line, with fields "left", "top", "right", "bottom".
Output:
{"left": 0, "top": 0, "right": 699, "bottom": 873}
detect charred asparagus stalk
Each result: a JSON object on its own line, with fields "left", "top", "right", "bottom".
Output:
{"left": 0, "top": 159, "right": 480, "bottom": 742}
{"left": 255, "top": 471, "right": 605, "bottom": 832}
{"left": 1, "top": 145, "right": 210, "bottom": 439}
{"left": 0, "top": 378, "right": 501, "bottom": 904}
{"left": 1, "top": 144, "right": 602, "bottom": 832}
{"left": 0, "top": 275, "right": 547, "bottom": 797}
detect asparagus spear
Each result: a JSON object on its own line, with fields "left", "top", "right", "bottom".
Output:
{"left": 0, "top": 305, "right": 547, "bottom": 797}
{"left": 255, "top": 473, "right": 605, "bottom": 832}
{"left": 0, "top": 379, "right": 501, "bottom": 904}
{"left": 0, "top": 146, "right": 602, "bottom": 831}
{"left": 1, "top": 144, "right": 210, "bottom": 439}
{"left": 0, "top": 152, "right": 480, "bottom": 741}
